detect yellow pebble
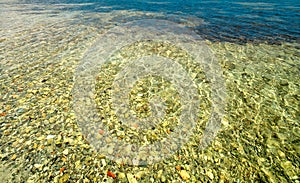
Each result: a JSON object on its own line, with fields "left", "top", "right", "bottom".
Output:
{"left": 179, "top": 170, "right": 190, "bottom": 180}
{"left": 11, "top": 154, "right": 17, "bottom": 160}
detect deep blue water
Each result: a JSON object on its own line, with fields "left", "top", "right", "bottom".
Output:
{"left": 13, "top": 0, "right": 300, "bottom": 44}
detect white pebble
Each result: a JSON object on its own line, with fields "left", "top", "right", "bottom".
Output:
{"left": 46, "top": 135, "right": 55, "bottom": 139}
{"left": 62, "top": 149, "right": 69, "bottom": 155}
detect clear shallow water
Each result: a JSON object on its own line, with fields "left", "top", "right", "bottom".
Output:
{"left": 10, "top": 0, "right": 300, "bottom": 44}
{"left": 0, "top": 0, "right": 299, "bottom": 182}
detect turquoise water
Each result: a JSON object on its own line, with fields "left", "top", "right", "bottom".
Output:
{"left": 13, "top": 0, "right": 300, "bottom": 43}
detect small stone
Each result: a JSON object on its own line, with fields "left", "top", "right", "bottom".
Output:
{"left": 83, "top": 178, "right": 90, "bottom": 183}
{"left": 0, "top": 112, "right": 6, "bottom": 116}
{"left": 98, "top": 129, "right": 105, "bottom": 135}
{"left": 280, "top": 161, "right": 295, "bottom": 177}
{"left": 75, "top": 160, "right": 81, "bottom": 169}
{"left": 3, "top": 130, "right": 10, "bottom": 136}
{"left": 62, "top": 149, "right": 68, "bottom": 155}
{"left": 135, "top": 171, "right": 145, "bottom": 179}
{"left": 277, "top": 150, "right": 285, "bottom": 158}
{"left": 16, "top": 108, "right": 25, "bottom": 113}
{"left": 107, "top": 147, "right": 114, "bottom": 154}
{"left": 98, "top": 154, "right": 106, "bottom": 159}
{"left": 118, "top": 172, "right": 126, "bottom": 179}
{"left": 34, "top": 164, "right": 43, "bottom": 169}
{"left": 261, "top": 168, "right": 276, "bottom": 182}
{"left": 157, "top": 170, "right": 163, "bottom": 179}
{"left": 206, "top": 170, "right": 214, "bottom": 180}
{"left": 127, "top": 173, "right": 137, "bottom": 183}
{"left": 25, "top": 128, "right": 30, "bottom": 133}
{"left": 179, "top": 170, "right": 190, "bottom": 180}
{"left": 101, "top": 159, "right": 106, "bottom": 167}
{"left": 175, "top": 165, "right": 181, "bottom": 170}
{"left": 11, "top": 154, "right": 17, "bottom": 160}
{"left": 37, "top": 135, "right": 45, "bottom": 141}
{"left": 59, "top": 173, "right": 70, "bottom": 183}
{"left": 63, "top": 137, "right": 73, "bottom": 144}
{"left": 25, "top": 140, "right": 32, "bottom": 146}
{"left": 166, "top": 50, "right": 172, "bottom": 56}
{"left": 191, "top": 73, "right": 197, "bottom": 79}
{"left": 221, "top": 118, "right": 229, "bottom": 127}
{"left": 46, "top": 135, "right": 55, "bottom": 139}
{"left": 161, "top": 175, "right": 166, "bottom": 182}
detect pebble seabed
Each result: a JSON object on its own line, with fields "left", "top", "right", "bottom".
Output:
{"left": 0, "top": 11, "right": 299, "bottom": 183}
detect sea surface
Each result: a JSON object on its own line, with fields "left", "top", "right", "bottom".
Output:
{"left": 2, "top": 0, "right": 300, "bottom": 43}
{"left": 0, "top": 0, "right": 299, "bottom": 182}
